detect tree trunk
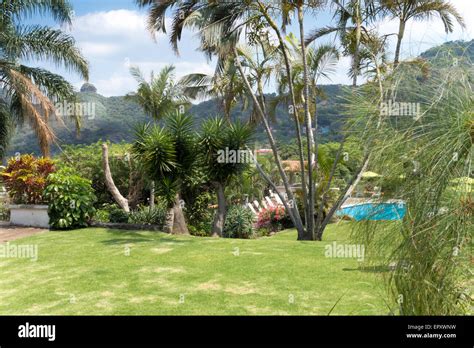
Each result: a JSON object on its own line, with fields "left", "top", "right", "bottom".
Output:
{"left": 150, "top": 180, "right": 155, "bottom": 209}
{"left": 258, "top": 2, "right": 309, "bottom": 234}
{"left": 101, "top": 143, "right": 129, "bottom": 212}
{"left": 171, "top": 193, "right": 189, "bottom": 235}
{"left": 164, "top": 207, "right": 174, "bottom": 233}
{"left": 394, "top": 20, "right": 406, "bottom": 68}
{"left": 298, "top": 5, "right": 315, "bottom": 241}
{"left": 211, "top": 182, "right": 226, "bottom": 237}
{"left": 316, "top": 154, "right": 370, "bottom": 240}
{"left": 233, "top": 48, "right": 306, "bottom": 238}
{"left": 352, "top": 0, "right": 362, "bottom": 87}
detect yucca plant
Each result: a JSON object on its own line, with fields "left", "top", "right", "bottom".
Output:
{"left": 132, "top": 112, "right": 198, "bottom": 235}
{"left": 199, "top": 117, "right": 254, "bottom": 237}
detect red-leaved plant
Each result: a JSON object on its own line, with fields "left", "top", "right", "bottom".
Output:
{"left": 1, "top": 155, "right": 56, "bottom": 204}
{"left": 256, "top": 206, "right": 288, "bottom": 232}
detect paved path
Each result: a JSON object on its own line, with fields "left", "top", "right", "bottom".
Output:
{"left": 0, "top": 222, "right": 48, "bottom": 243}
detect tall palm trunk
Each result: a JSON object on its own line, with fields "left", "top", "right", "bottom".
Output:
{"left": 211, "top": 181, "right": 226, "bottom": 237}
{"left": 394, "top": 20, "right": 406, "bottom": 68}
{"left": 233, "top": 48, "right": 306, "bottom": 238}
{"left": 352, "top": 0, "right": 362, "bottom": 87}
{"left": 258, "top": 1, "right": 309, "bottom": 233}
{"left": 298, "top": 5, "right": 315, "bottom": 240}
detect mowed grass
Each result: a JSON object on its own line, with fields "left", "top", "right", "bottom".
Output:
{"left": 0, "top": 222, "right": 390, "bottom": 315}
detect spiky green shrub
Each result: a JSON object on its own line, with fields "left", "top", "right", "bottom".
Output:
{"left": 223, "top": 205, "right": 254, "bottom": 239}
{"left": 129, "top": 203, "right": 167, "bottom": 227}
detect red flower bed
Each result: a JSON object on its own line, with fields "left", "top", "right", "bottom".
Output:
{"left": 256, "top": 205, "right": 288, "bottom": 232}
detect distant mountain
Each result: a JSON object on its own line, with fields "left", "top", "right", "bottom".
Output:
{"left": 7, "top": 83, "right": 347, "bottom": 156}
{"left": 420, "top": 39, "right": 473, "bottom": 63}
{"left": 6, "top": 40, "right": 473, "bottom": 157}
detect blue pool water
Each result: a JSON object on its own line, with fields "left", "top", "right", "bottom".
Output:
{"left": 336, "top": 202, "right": 406, "bottom": 221}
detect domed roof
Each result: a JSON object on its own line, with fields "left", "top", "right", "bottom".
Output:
{"left": 80, "top": 82, "right": 97, "bottom": 93}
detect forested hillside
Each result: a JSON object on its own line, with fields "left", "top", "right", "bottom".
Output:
{"left": 6, "top": 39, "right": 472, "bottom": 157}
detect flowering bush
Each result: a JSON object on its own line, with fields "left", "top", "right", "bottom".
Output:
{"left": 256, "top": 206, "right": 289, "bottom": 233}
{"left": 0, "top": 155, "right": 56, "bottom": 204}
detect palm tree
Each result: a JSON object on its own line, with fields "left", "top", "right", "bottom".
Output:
{"left": 178, "top": 57, "right": 250, "bottom": 121}
{"left": 132, "top": 112, "right": 197, "bottom": 235}
{"left": 199, "top": 117, "right": 254, "bottom": 237}
{"left": 0, "top": 0, "right": 89, "bottom": 158}
{"left": 305, "top": 0, "right": 379, "bottom": 87}
{"left": 136, "top": 0, "right": 363, "bottom": 240}
{"left": 126, "top": 65, "right": 190, "bottom": 120}
{"left": 136, "top": 0, "right": 309, "bottom": 239}
{"left": 379, "top": 0, "right": 465, "bottom": 67}
{"left": 127, "top": 64, "right": 190, "bottom": 208}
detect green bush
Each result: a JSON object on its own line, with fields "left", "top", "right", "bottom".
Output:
{"left": 108, "top": 205, "right": 129, "bottom": 223}
{"left": 94, "top": 208, "right": 110, "bottom": 223}
{"left": 188, "top": 224, "right": 211, "bottom": 237}
{"left": 223, "top": 205, "right": 254, "bottom": 239}
{"left": 57, "top": 142, "right": 149, "bottom": 207}
{"left": 44, "top": 169, "right": 96, "bottom": 230}
{"left": 129, "top": 204, "right": 167, "bottom": 226}
{"left": 0, "top": 200, "right": 9, "bottom": 221}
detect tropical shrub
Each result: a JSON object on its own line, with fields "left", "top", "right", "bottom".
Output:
{"left": 108, "top": 205, "right": 130, "bottom": 223}
{"left": 94, "top": 208, "right": 110, "bottom": 223}
{"left": 44, "top": 169, "right": 96, "bottom": 230}
{"left": 0, "top": 155, "right": 55, "bottom": 204}
{"left": 0, "top": 200, "right": 9, "bottom": 221}
{"left": 129, "top": 203, "right": 167, "bottom": 227}
{"left": 58, "top": 142, "right": 149, "bottom": 207}
{"left": 223, "top": 205, "right": 254, "bottom": 239}
{"left": 256, "top": 206, "right": 289, "bottom": 233}
{"left": 185, "top": 190, "right": 213, "bottom": 236}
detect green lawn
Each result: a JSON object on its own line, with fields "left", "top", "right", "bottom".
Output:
{"left": 0, "top": 222, "right": 391, "bottom": 315}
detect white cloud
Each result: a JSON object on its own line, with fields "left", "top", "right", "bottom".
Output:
{"left": 72, "top": 10, "right": 151, "bottom": 40}
{"left": 66, "top": 3, "right": 472, "bottom": 96}
{"left": 79, "top": 42, "right": 121, "bottom": 57}
{"left": 65, "top": 9, "right": 215, "bottom": 96}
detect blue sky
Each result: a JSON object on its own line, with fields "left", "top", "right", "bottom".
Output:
{"left": 29, "top": 0, "right": 473, "bottom": 97}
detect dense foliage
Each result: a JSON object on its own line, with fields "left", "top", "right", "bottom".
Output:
{"left": 223, "top": 205, "right": 255, "bottom": 239}
{"left": 0, "top": 155, "right": 55, "bottom": 204}
{"left": 57, "top": 141, "right": 149, "bottom": 207}
{"left": 128, "top": 204, "right": 167, "bottom": 227}
{"left": 0, "top": 0, "right": 88, "bottom": 158}
{"left": 256, "top": 206, "right": 291, "bottom": 233}
{"left": 44, "top": 168, "right": 96, "bottom": 230}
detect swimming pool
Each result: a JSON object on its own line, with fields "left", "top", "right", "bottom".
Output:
{"left": 336, "top": 202, "right": 406, "bottom": 221}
